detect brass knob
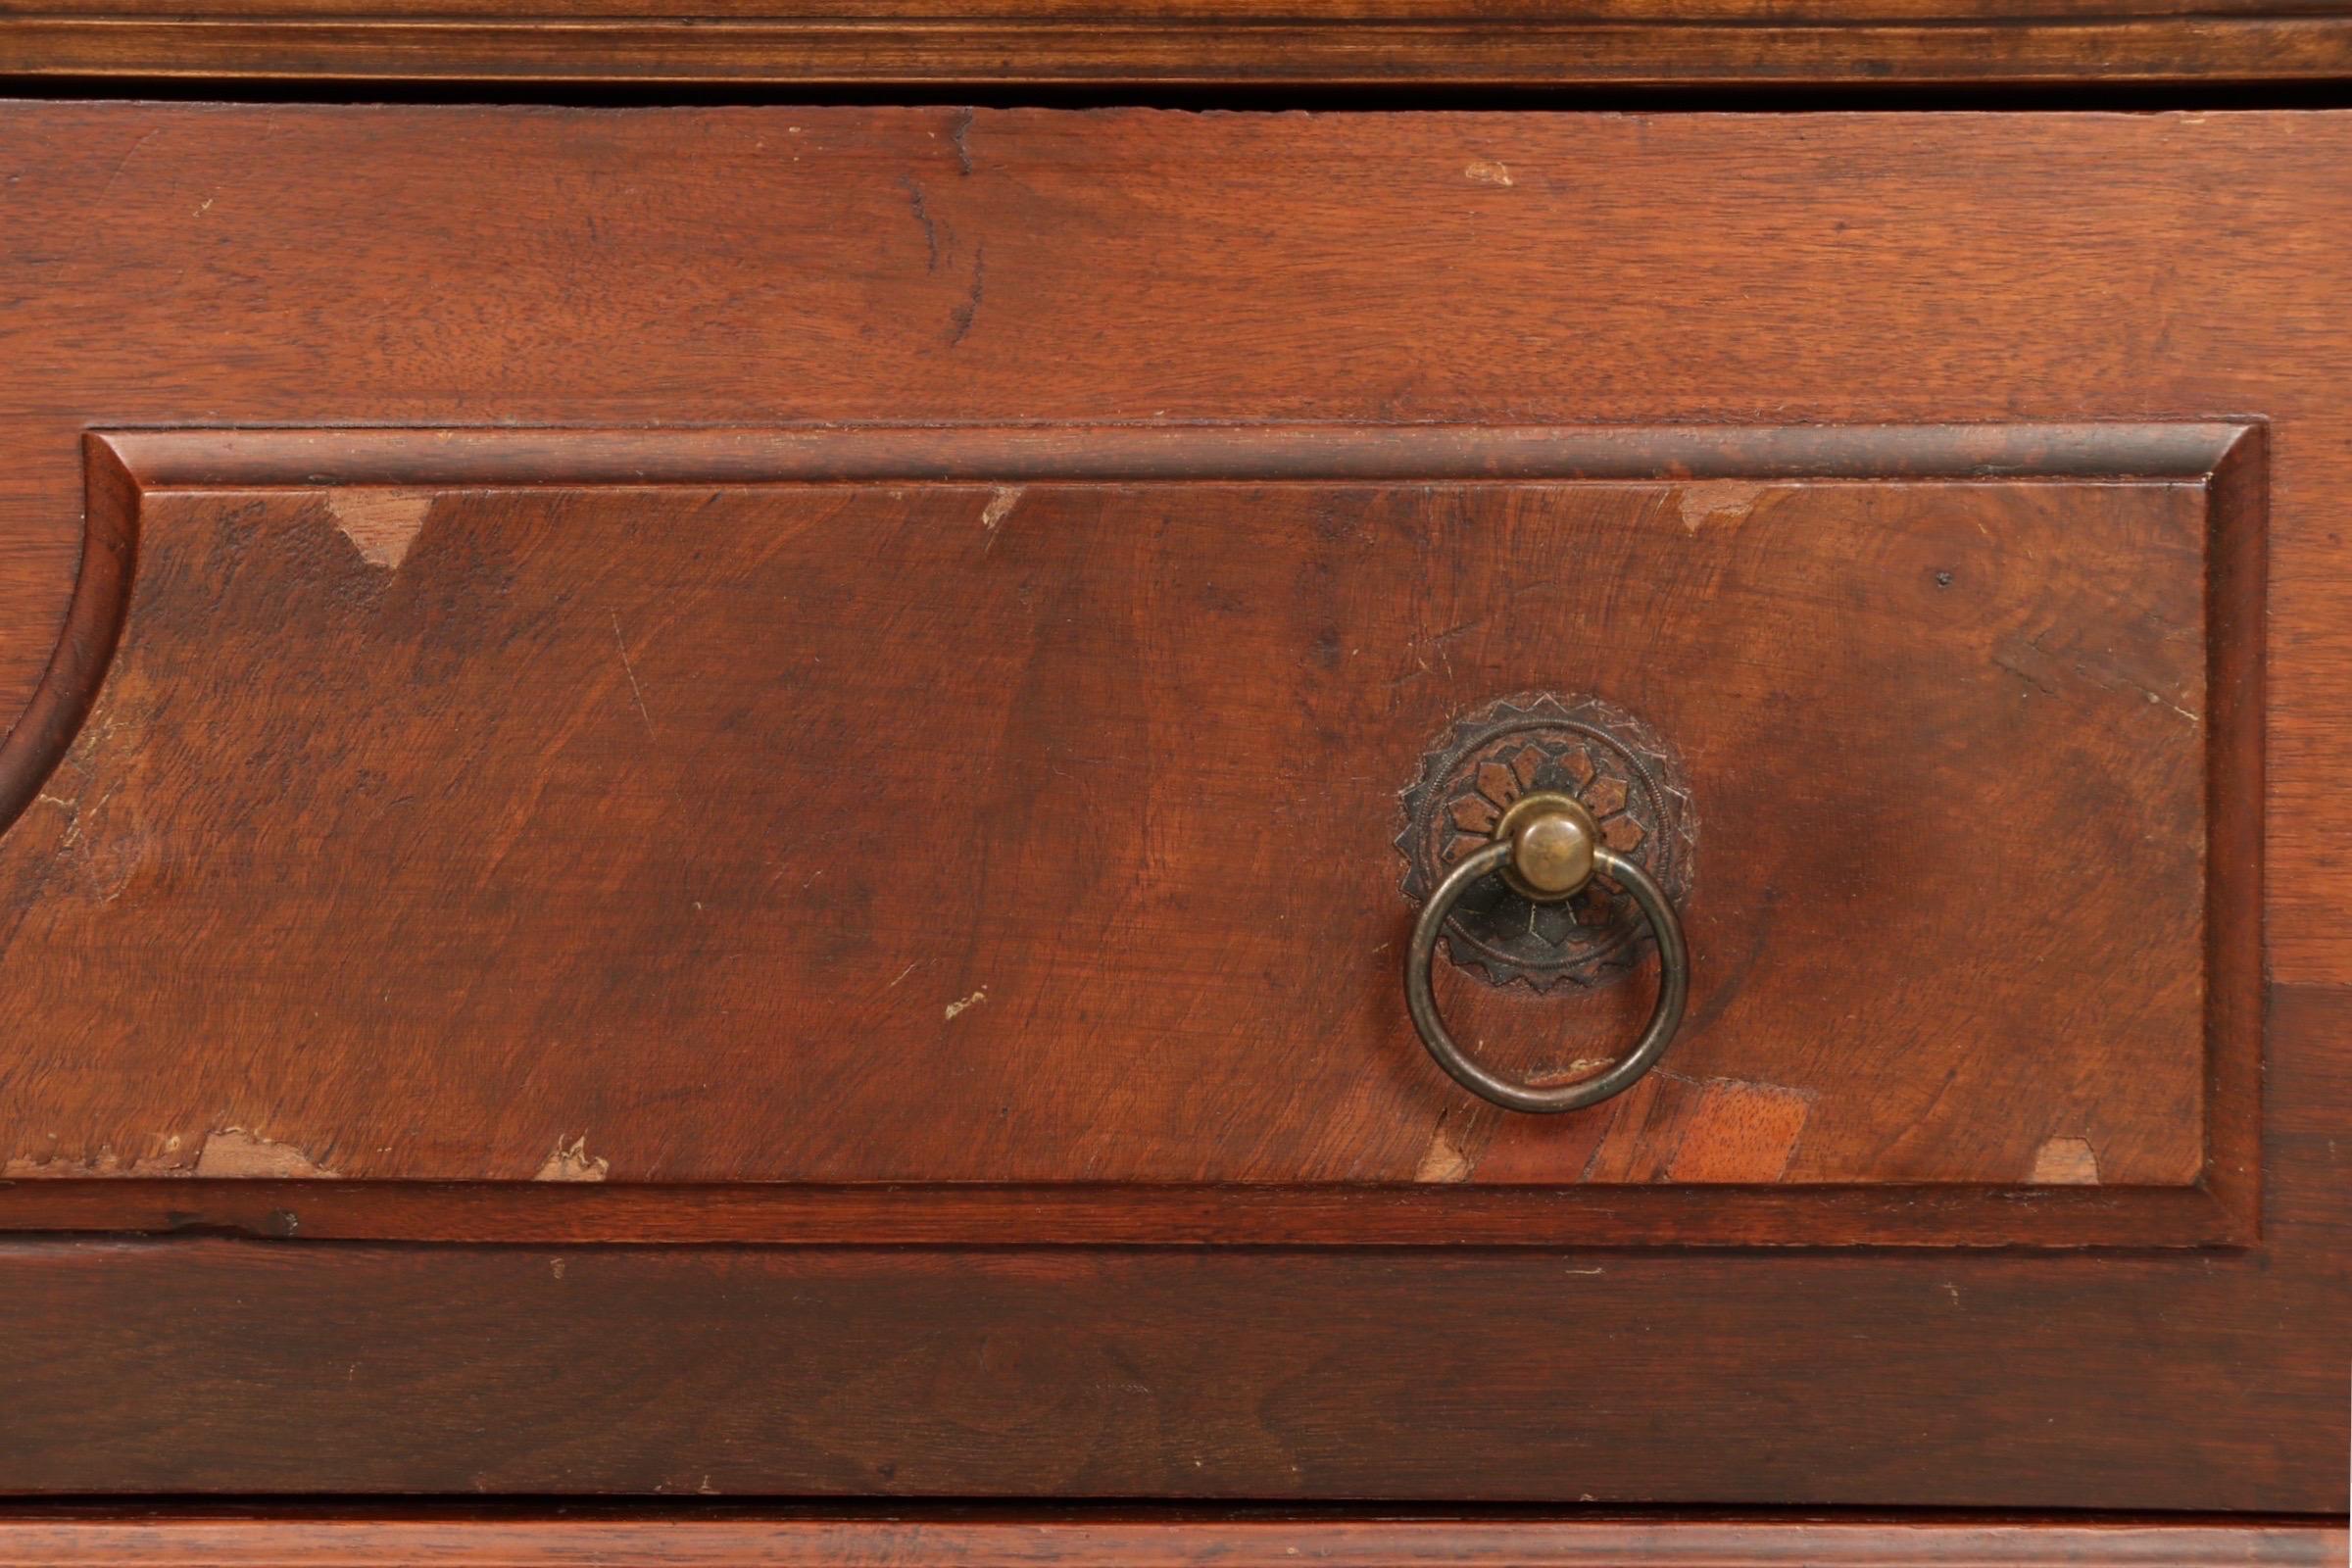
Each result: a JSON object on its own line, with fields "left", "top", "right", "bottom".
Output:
{"left": 1403, "top": 795, "right": 1690, "bottom": 1113}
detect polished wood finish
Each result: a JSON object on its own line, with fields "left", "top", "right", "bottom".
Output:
{"left": 0, "top": 1510, "right": 2340, "bottom": 1567}
{"left": 5, "top": 0, "right": 2352, "bottom": 87}
{"left": 0, "top": 423, "right": 2261, "bottom": 1246}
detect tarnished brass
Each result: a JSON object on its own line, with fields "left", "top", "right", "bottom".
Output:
{"left": 1403, "top": 799, "right": 1690, "bottom": 1114}
{"left": 1494, "top": 790, "right": 1597, "bottom": 901}
{"left": 1395, "top": 692, "right": 1696, "bottom": 992}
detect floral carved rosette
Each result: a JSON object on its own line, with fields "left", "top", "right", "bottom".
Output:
{"left": 1396, "top": 693, "right": 1697, "bottom": 991}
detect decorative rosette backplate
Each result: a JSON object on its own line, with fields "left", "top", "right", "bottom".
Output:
{"left": 1396, "top": 693, "right": 1697, "bottom": 991}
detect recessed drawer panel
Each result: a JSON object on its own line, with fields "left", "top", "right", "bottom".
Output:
{"left": 0, "top": 421, "right": 2258, "bottom": 1246}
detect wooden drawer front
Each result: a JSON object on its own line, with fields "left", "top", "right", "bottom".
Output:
{"left": 0, "top": 422, "right": 2257, "bottom": 1246}
{"left": 0, "top": 106, "right": 2343, "bottom": 1508}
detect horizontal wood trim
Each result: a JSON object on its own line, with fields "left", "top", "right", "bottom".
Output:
{"left": 18, "top": 0, "right": 2352, "bottom": 22}
{"left": 98, "top": 421, "right": 2258, "bottom": 488}
{"left": 0, "top": 1512, "right": 2340, "bottom": 1567}
{"left": 4, "top": 14, "right": 2352, "bottom": 86}
{"left": 0, "top": 1177, "right": 2256, "bottom": 1247}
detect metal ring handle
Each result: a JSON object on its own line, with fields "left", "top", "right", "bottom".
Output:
{"left": 1404, "top": 834, "right": 1690, "bottom": 1114}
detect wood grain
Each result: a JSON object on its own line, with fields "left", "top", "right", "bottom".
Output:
{"left": 0, "top": 423, "right": 2259, "bottom": 1246}
{"left": 0, "top": 1510, "right": 2339, "bottom": 1568}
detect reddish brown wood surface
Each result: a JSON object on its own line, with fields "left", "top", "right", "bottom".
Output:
{"left": 4, "top": 1, "right": 2352, "bottom": 86}
{"left": 0, "top": 1510, "right": 2339, "bottom": 1568}
{"left": 0, "top": 106, "right": 2343, "bottom": 1505}
{"left": 0, "top": 423, "right": 2260, "bottom": 1246}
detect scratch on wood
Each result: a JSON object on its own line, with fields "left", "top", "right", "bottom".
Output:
{"left": 2029, "top": 1135, "right": 2102, "bottom": 1185}
{"left": 193, "top": 1127, "right": 342, "bottom": 1179}
{"left": 945, "top": 988, "right": 987, "bottom": 1020}
{"left": 947, "top": 242, "right": 986, "bottom": 346}
{"left": 901, "top": 175, "right": 941, "bottom": 271}
{"left": 1675, "top": 480, "right": 1770, "bottom": 534}
{"left": 327, "top": 491, "right": 433, "bottom": 570}
{"left": 951, "top": 107, "right": 974, "bottom": 174}
{"left": 1993, "top": 628, "right": 2200, "bottom": 722}
{"left": 535, "top": 1136, "right": 611, "bottom": 1182}
{"left": 1463, "top": 159, "right": 1514, "bottom": 186}
{"left": 611, "top": 612, "right": 655, "bottom": 736}
{"left": 97, "top": 125, "right": 164, "bottom": 201}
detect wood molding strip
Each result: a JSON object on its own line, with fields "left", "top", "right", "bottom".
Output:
{"left": 0, "top": 1512, "right": 2340, "bottom": 1564}
{"left": 99, "top": 421, "right": 2256, "bottom": 490}
{"left": 5, "top": 15, "right": 2352, "bottom": 86}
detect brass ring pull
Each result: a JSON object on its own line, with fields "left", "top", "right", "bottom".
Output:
{"left": 1403, "top": 793, "right": 1690, "bottom": 1113}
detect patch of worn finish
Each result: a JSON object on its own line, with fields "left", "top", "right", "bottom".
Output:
{"left": 535, "top": 1136, "right": 611, "bottom": 1182}
{"left": 193, "top": 1127, "right": 341, "bottom": 1179}
{"left": 1414, "top": 1118, "right": 1476, "bottom": 1183}
{"left": 980, "top": 485, "right": 1021, "bottom": 542}
{"left": 4, "top": 1134, "right": 189, "bottom": 1178}
{"left": 2030, "top": 1135, "right": 2102, "bottom": 1185}
{"left": 1463, "top": 160, "right": 1514, "bottom": 186}
{"left": 1464, "top": 1069, "right": 1815, "bottom": 1186}
{"left": 1675, "top": 480, "right": 1771, "bottom": 534}
{"left": 945, "top": 988, "right": 987, "bottom": 1021}
{"left": 1664, "top": 1076, "right": 1816, "bottom": 1181}
{"left": 327, "top": 490, "right": 433, "bottom": 570}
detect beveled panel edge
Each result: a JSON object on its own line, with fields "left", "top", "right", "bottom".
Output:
{"left": 2198, "top": 422, "right": 2267, "bottom": 1249}
{"left": 0, "top": 420, "right": 2262, "bottom": 1250}
{"left": 0, "top": 436, "right": 137, "bottom": 844}
{"left": 0, "top": 1510, "right": 2338, "bottom": 1568}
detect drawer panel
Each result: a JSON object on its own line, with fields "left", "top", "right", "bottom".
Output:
{"left": 0, "top": 421, "right": 2259, "bottom": 1245}
{"left": 0, "top": 104, "right": 2343, "bottom": 1508}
